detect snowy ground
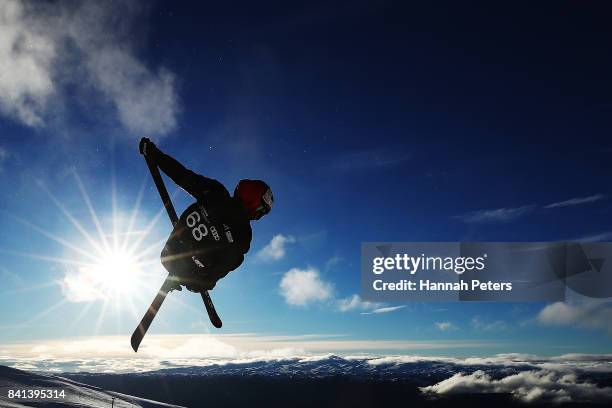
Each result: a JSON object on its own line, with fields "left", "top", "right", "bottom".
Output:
{"left": 0, "top": 365, "right": 183, "bottom": 408}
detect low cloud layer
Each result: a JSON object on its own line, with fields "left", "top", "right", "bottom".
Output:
{"left": 2, "top": 341, "right": 612, "bottom": 404}
{"left": 0, "top": 0, "right": 178, "bottom": 136}
{"left": 0, "top": 334, "right": 491, "bottom": 373}
{"left": 422, "top": 369, "right": 612, "bottom": 404}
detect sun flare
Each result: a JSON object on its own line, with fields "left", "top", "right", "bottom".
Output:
{"left": 61, "top": 247, "right": 144, "bottom": 302}
{"left": 91, "top": 249, "right": 142, "bottom": 295}
{"left": 27, "top": 170, "right": 167, "bottom": 306}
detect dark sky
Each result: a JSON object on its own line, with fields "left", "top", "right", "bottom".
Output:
{"left": 145, "top": 1, "right": 612, "bottom": 241}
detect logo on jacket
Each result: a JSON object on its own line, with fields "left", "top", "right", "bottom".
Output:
{"left": 223, "top": 224, "right": 234, "bottom": 243}
{"left": 210, "top": 225, "right": 220, "bottom": 241}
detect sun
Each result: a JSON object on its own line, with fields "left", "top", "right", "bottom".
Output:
{"left": 61, "top": 247, "right": 144, "bottom": 302}
{"left": 91, "top": 249, "right": 142, "bottom": 296}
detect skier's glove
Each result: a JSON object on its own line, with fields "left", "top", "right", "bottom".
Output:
{"left": 139, "top": 137, "right": 158, "bottom": 157}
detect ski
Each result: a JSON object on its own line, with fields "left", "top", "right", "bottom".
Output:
{"left": 201, "top": 291, "right": 222, "bottom": 328}
{"left": 143, "top": 151, "right": 178, "bottom": 223}
{"left": 131, "top": 275, "right": 178, "bottom": 352}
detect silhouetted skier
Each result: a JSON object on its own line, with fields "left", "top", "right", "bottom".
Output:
{"left": 139, "top": 137, "right": 274, "bottom": 292}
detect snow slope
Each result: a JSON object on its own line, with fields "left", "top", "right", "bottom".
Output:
{"left": 0, "top": 365, "right": 184, "bottom": 408}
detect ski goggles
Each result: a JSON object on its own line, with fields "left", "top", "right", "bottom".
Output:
{"left": 255, "top": 189, "right": 274, "bottom": 217}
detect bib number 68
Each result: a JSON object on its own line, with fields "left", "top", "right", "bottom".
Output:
{"left": 186, "top": 211, "right": 208, "bottom": 241}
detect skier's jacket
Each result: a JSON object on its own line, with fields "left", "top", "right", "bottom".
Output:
{"left": 157, "top": 151, "right": 251, "bottom": 290}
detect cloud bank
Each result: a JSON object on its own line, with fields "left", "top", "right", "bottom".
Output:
{"left": 0, "top": 0, "right": 178, "bottom": 136}
{"left": 2, "top": 339, "right": 612, "bottom": 404}
{"left": 0, "top": 334, "right": 492, "bottom": 373}
{"left": 422, "top": 369, "right": 612, "bottom": 404}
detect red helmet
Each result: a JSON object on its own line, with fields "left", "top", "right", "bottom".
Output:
{"left": 234, "top": 179, "right": 273, "bottom": 220}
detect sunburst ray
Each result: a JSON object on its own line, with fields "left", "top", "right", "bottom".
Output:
{"left": 38, "top": 181, "right": 107, "bottom": 258}
{"left": 73, "top": 170, "right": 112, "bottom": 253}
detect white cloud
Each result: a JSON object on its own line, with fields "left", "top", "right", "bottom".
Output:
{"left": 536, "top": 302, "right": 612, "bottom": 335}
{"left": 454, "top": 195, "right": 606, "bottom": 224}
{"left": 421, "top": 369, "right": 612, "bottom": 404}
{"left": 337, "top": 296, "right": 404, "bottom": 315}
{"left": 278, "top": 277, "right": 404, "bottom": 315}
{"left": 256, "top": 234, "right": 295, "bottom": 261}
{"left": 60, "top": 267, "right": 106, "bottom": 302}
{"left": 278, "top": 271, "right": 405, "bottom": 315}
{"left": 361, "top": 306, "right": 406, "bottom": 315}
{"left": 373, "top": 353, "right": 541, "bottom": 368}
{"left": 0, "top": 1, "right": 55, "bottom": 127}
{"left": 471, "top": 316, "right": 509, "bottom": 332}
{"left": 454, "top": 205, "right": 533, "bottom": 223}
{"left": 279, "top": 265, "right": 404, "bottom": 315}
{"left": 324, "top": 255, "right": 343, "bottom": 271}
{"left": 435, "top": 321, "right": 457, "bottom": 331}
{"left": 141, "top": 336, "right": 240, "bottom": 359}
{"left": 544, "top": 194, "right": 605, "bottom": 209}
{"left": 0, "top": 0, "right": 178, "bottom": 136}
{"left": 279, "top": 267, "right": 333, "bottom": 306}
{"left": 337, "top": 294, "right": 381, "bottom": 312}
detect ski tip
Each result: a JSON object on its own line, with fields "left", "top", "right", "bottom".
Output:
{"left": 130, "top": 332, "right": 141, "bottom": 352}
{"left": 212, "top": 319, "right": 222, "bottom": 329}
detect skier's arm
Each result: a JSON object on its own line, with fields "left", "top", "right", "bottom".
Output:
{"left": 155, "top": 150, "right": 202, "bottom": 195}
{"left": 140, "top": 138, "right": 227, "bottom": 199}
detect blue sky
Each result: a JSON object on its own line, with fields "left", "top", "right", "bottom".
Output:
{"left": 1, "top": 1, "right": 612, "bottom": 363}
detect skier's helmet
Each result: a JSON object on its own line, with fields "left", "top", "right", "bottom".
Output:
{"left": 234, "top": 179, "right": 273, "bottom": 220}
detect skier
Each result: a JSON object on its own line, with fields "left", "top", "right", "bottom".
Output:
{"left": 139, "top": 137, "right": 273, "bottom": 292}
